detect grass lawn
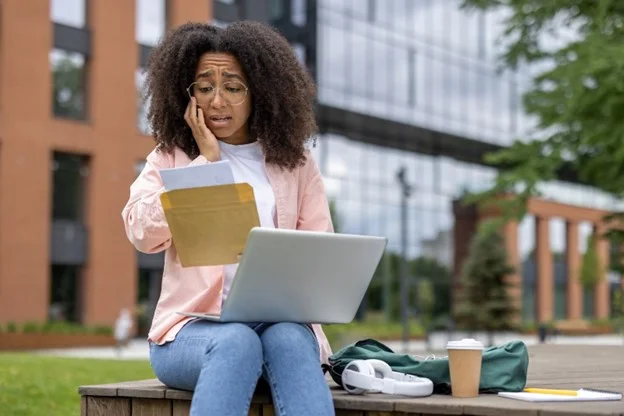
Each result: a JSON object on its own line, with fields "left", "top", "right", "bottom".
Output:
{"left": 0, "top": 353, "right": 155, "bottom": 416}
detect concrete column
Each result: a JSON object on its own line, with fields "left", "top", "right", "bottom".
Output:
{"left": 536, "top": 216, "right": 554, "bottom": 322}
{"left": 594, "top": 224, "right": 611, "bottom": 319}
{"left": 565, "top": 221, "right": 583, "bottom": 319}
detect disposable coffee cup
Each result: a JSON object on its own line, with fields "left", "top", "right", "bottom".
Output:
{"left": 446, "top": 338, "right": 484, "bottom": 398}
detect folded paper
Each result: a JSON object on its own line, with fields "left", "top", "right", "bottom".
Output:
{"left": 160, "top": 183, "right": 260, "bottom": 267}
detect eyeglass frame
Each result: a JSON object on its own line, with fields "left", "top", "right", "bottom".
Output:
{"left": 185, "top": 80, "right": 250, "bottom": 106}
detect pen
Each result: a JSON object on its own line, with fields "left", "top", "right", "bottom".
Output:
{"left": 523, "top": 388, "right": 578, "bottom": 396}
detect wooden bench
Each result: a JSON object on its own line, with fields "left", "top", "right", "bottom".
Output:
{"left": 79, "top": 345, "right": 624, "bottom": 416}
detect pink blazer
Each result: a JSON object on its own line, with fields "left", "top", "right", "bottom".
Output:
{"left": 122, "top": 146, "right": 334, "bottom": 364}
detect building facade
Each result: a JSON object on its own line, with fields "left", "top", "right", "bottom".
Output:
{"left": 0, "top": 0, "right": 619, "bottom": 329}
{"left": 0, "top": 0, "right": 213, "bottom": 326}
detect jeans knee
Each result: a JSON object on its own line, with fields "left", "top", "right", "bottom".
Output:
{"left": 210, "top": 323, "right": 263, "bottom": 366}
{"left": 262, "top": 323, "right": 318, "bottom": 357}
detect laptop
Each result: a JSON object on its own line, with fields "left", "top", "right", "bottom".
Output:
{"left": 178, "top": 227, "right": 387, "bottom": 324}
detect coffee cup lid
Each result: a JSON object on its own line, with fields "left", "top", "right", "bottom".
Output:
{"left": 446, "top": 338, "right": 484, "bottom": 350}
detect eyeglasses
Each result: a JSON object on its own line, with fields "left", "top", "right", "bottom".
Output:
{"left": 186, "top": 81, "right": 249, "bottom": 106}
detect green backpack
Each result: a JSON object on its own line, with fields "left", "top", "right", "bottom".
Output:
{"left": 324, "top": 338, "right": 529, "bottom": 395}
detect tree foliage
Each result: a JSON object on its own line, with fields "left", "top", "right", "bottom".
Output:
{"left": 454, "top": 229, "right": 517, "bottom": 334}
{"left": 460, "top": 1, "right": 624, "bottom": 234}
{"left": 580, "top": 233, "right": 601, "bottom": 288}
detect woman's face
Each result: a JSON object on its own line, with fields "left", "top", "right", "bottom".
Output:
{"left": 189, "top": 52, "right": 252, "bottom": 144}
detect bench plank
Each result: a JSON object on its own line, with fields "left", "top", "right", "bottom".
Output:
{"left": 79, "top": 345, "right": 624, "bottom": 416}
{"left": 172, "top": 400, "right": 190, "bottom": 416}
{"left": 87, "top": 397, "right": 131, "bottom": 416}
{"left": 131, "top": 398, "right": 171, "bottom": 416}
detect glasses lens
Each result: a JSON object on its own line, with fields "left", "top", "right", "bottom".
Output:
{"left": 190, "top": 81, "right": 214, "bottom": 98}
{"left": 221, "top": 81, "right": 247, "bottom": 105}
{"left": 189, "top": 81, "right": 247, "bottom": 105}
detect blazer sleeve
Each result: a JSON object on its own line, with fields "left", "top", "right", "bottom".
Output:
{"left": 121, "top": 150, "right": 208, "bottom": 253}
{"left": 296, "top": 152, "right": 334, "bottom": 233}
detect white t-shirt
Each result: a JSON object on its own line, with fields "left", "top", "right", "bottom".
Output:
{"left": 218, "top": 140, "right": 276, "bottom": 304}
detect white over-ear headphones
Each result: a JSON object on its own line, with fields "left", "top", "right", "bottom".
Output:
{"left": 341, "top": 359, "right": 434, "bottom": 397}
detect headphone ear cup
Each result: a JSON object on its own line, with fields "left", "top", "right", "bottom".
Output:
{"left": 365, "top": 359, "right": 393, "bottom": 379}
{"left": 342, "top": 360, "right": 374, "bottom": 395}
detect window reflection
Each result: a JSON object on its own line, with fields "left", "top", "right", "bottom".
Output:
{"left": 50, "top": 49, "right": 87, "bottom": 120}
{"left": 317, "top": 0, "right": 527, "bottom": 145}
{"left": 51, "top": 0, "right": 86, "bottom": 27}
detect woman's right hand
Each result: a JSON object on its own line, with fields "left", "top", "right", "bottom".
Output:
{"left": 184, "top": 97, "right": 220, "bottom": 162}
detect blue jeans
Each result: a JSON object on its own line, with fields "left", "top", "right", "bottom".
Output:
{"left": 149, "top": 320, "right": 335, "bottom": 416}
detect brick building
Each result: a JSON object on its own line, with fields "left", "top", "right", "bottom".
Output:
{"left": 0, "top": 0, "right": 214, "bottom": 326}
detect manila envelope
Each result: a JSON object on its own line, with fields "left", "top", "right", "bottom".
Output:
{"left": 160, "top": 183, "right": 260, "bottom": 267}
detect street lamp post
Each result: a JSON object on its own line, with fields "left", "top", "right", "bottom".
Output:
{"left": 396, "top": 166, "right": 413, "bottom": 353}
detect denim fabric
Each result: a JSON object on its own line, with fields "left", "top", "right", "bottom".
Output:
{"left": 149, "top": 320, "right": 335, "bottom": 416}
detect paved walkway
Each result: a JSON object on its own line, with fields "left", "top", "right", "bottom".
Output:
{"left": 30, "top": 331, "right": 624, "bottom": 360}
{"left": 383, "top": 330, "right": 624, "bottom": 354}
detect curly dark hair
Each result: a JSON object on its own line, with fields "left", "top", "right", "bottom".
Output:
{"left": 143, "top": 21, "right": 318, "bottom": 170}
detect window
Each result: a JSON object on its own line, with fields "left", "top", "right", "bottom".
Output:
{"left": 136, "top": 69, "right": 151, "bottom": 135}
{"left": 136, "top": 0, "right": 166, "bottom": 133}
{"left": 136, "top": 0, "right": 166, "bottom": 47}
{"left": 50, "top": 265, "right": 82, "bottom": 322}
{"left": 292, "top": 43, "right": 306, "bottom": 66}
{"left": 51, "top": 0, "right": 86, "bottom": 28}
{"left": 291, "top": 0, "right": 307, "bottom": 26}
{"left": 52, "top": 152, "right": 88, "bottom": 221}
{"left": 50, "top": 49, "right": 87, "bottom": 120}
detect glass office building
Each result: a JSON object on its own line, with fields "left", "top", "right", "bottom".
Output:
{"left": 212, "top": 0, "right": 622, "bottom": 322}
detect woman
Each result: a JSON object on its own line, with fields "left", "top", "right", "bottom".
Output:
{"left": 122, "top": 21, "right": 335, "bottom": 416}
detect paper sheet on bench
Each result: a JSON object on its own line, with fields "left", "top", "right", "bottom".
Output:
{"left": 498, "top": 389, "right": 622, "bottom": 402}
{"left": 160, "top": 160, "right": 235, "bottom": 191}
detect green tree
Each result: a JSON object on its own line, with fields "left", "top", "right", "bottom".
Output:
{"left": 460, "top": 1, "right": 624, "bottom": 269}
{"left": 328, "top": 200, "right": 341, "bottom": 233}
{"left": 454, "top": 229, "right": 517, "bottom": 344}
{"left": 580, "top": 234, "right": 601, "bottom": 288}
{"left": 417, "top": 278, "right": 435, "bottom": 349}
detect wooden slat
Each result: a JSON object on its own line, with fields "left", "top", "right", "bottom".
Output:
{"left": 248, "top": 403, "right": 262, "bottom": 416}
{"left": 172, "top": 400, "right": 191, "bottom": 416}
{"left": 331, "top": 389, "right": 395, "bottom": 412}
{"left": 86, "top": 397, "right": 131, "bottom": 416}
{"left": 393, "top": 396, "right": 465, "bottom": 415}
{"left": 81, "top": 396, "right": 87, "bottom": 416}
{"left": 132, "top": 398, "right": 172, "bottom": 416}
{"left": 165, "top": 389, "right": 193, "bottom": 400}
{"left": 335, "top": 411, "right": 365, "bottom": 416}
{"left": 262, "top": 404, "right": 275, "bottom": 416}
{"left": 250, "top": 392, "right": 273, "bottom": 405}
{"left": 79, "top": 384, "right": 118, "bottom": 397}
{"left": 119, "top": 383, "right": 166, "bottom": 399}
{"left": 77, "top": 345, "right": 624, "bottom": 416}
